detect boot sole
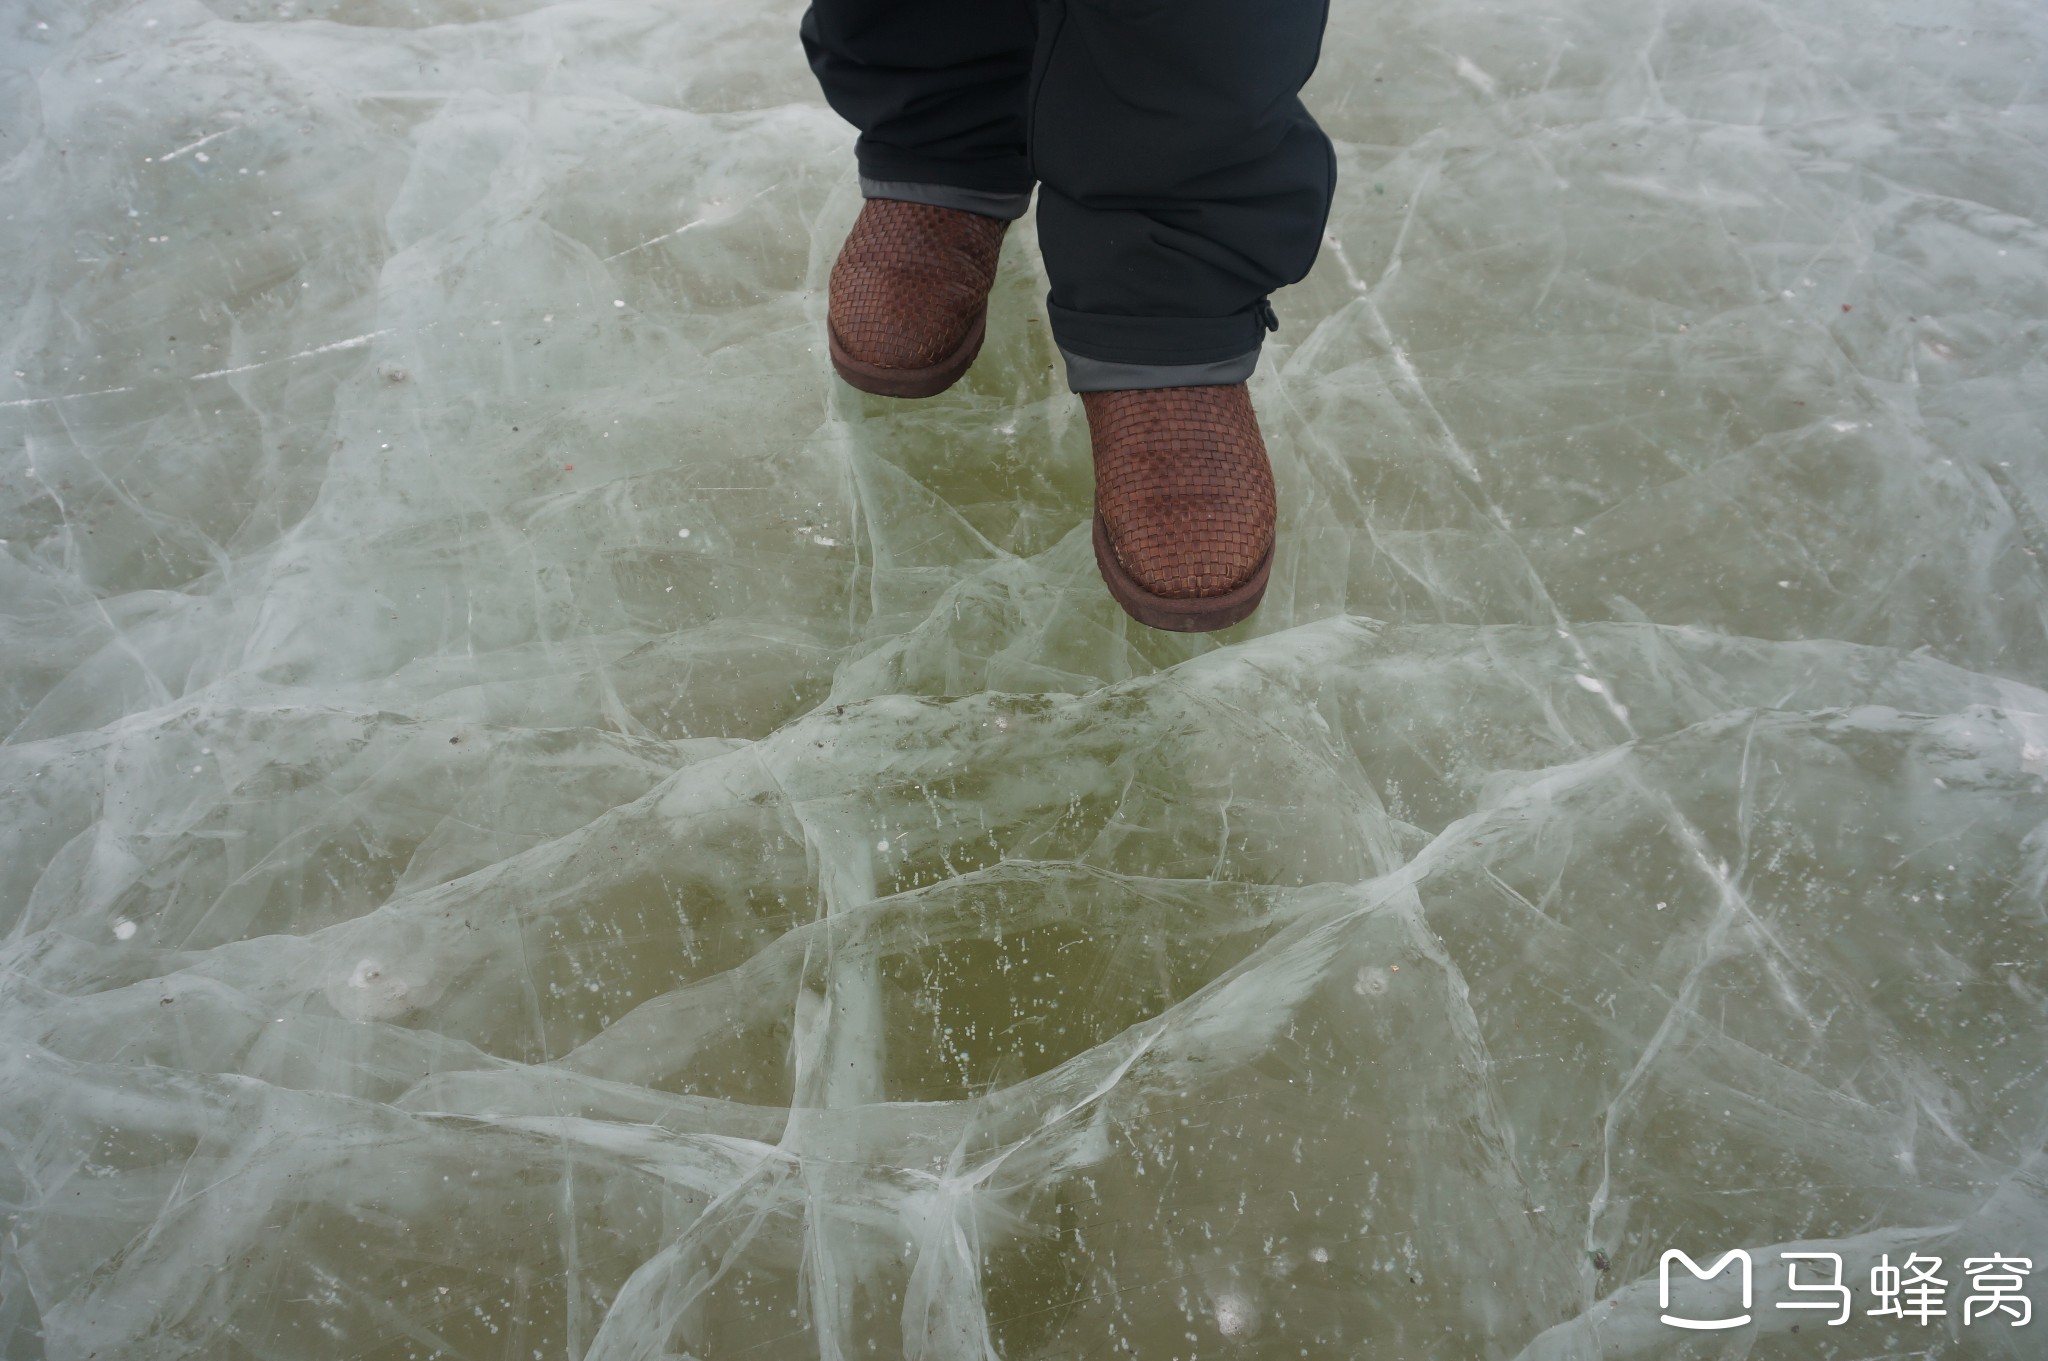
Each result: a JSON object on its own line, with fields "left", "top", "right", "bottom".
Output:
{"left": 1092, "top": 511, "right": 1273, "bottom": 633}
{"left": 828, "top": 308, "right": 987, "bottom": 399}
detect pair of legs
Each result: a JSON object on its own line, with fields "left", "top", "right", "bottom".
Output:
{"left": 803, "top": 0, "right": 1336, "bottom": 388}
{"left": 803, "top": 0, "right": 1335, "bottom": 629}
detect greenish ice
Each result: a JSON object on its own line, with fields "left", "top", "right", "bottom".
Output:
{"left": 2, "top": 0, "right": 2045, "bottom": 1357}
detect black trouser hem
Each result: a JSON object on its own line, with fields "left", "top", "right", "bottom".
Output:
{"left": 851, "top": 146, "right": 1034, "bottom": 197}
{"left": 1045, "top": 299, "right": 1270, "bottom": 368}
{"left": 859, "top": 176, "right": 1034, "bottom": 222}
{"left": 1060, "top": 346, "right": 1261, "bottom": 392}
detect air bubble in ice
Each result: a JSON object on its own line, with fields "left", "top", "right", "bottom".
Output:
{"left": 326, "top": 952, "right": 445, "bottom": 1021}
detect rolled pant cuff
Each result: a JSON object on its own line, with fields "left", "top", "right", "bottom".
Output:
{"left": 1060, "top": 347, "right": 1261, "bottom": 392}
{"left": 1048, "top": 300, "right": 1270, "bottom": 391}
{"left": 858, "top": 176, "right": 1034, "bottom": 222}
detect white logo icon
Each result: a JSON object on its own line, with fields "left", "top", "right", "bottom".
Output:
{"left": 1659, "top": 1249, "right": 1752, "bottom": 1331}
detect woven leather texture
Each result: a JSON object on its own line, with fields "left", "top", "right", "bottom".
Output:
{"left": 1084, "top": 384, "right": 1276, "bottom": 600}
{"left": 828, "top": 199, "right": 1008, "bottom": 370}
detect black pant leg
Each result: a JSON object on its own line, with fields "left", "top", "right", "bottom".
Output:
{"left": 801, "top": 0, "right": 1037, "bottom": 197}
{"left": 1028, "top": 0, "right": 1336, "bottom": 384}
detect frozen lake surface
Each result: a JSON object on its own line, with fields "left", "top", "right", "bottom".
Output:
{"left": 4, "top": 0, "right": 2048, "bottom": 1357}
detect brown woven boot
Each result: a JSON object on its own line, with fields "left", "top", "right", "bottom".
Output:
{"left": 1084, "top": 384, "right": 1277, "bottom": 632}
{"left": 827, "top": 198, "right": 1009, "bottom": 398}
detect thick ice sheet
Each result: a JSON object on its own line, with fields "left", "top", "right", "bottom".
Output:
{"left": 3, "top": 0, "right": 2047, "bottom": 1357}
